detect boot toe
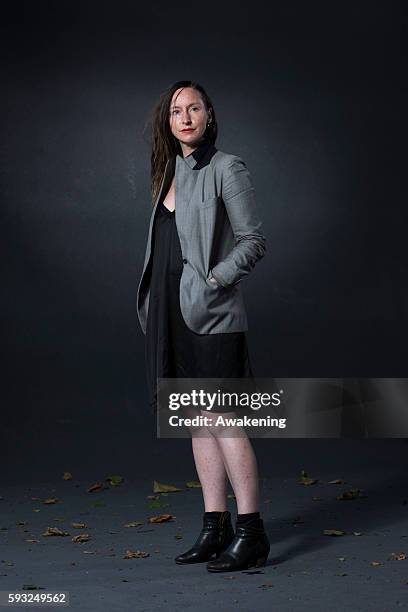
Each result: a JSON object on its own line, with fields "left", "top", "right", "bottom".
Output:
{"left": 175, "top": 550, "right": 202, "bottom": 564}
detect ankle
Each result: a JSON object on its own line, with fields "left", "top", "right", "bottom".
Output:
{"left": 236, "top": 511, "right": 263, "bottom": 528}
{"left": 204, "top": 510, "right": 228, "bottom": 517}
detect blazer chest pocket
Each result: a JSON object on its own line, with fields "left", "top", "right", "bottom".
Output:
{"left": 199, "top": 196, "right": 221, "bottom": 209}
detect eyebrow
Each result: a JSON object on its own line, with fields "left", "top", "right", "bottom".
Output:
{"left": 170, "top": 102, "right": 202, "bottom": 110}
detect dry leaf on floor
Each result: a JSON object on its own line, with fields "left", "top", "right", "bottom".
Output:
{"left": 87, "top": 483, "right": 105, "bottom": 493}
{"left": 391, "top": 552, "right": 406, "bottom": 561}
{"left": 43, "top": 498, "right": 60, "bottom": 504}
{"left": 106, "top": 475, "right": 124, "bottom": 486}
{"left": 42, "top": 527, "right": 70, "bottom": 537}
{"left": 123, "top": 549, "right": 150, "bottom": 559}
{"left": 153, "top": 480, "right": 183, "bottom": 493}
{"left": 336, "top": 489, "right": 366, "bottom": 500}
{"left": 148, "top": 513, "right": 175, "bottom": 523}
{"left": 185, "top": 481, "right": 202, "bottom": 488}
{"left": 297, "top": 470, "right": 318, "bottom": 486}
{"left": 72, "top": 534, "right": 90, "bottom": 543}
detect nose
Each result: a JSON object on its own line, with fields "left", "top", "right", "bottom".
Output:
{"left": 181, "top": 111, "right": 192, "bottom": 124}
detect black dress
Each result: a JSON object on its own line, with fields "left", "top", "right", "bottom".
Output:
{"left": 145, "top": 201, "right": 255, "bottom": 415}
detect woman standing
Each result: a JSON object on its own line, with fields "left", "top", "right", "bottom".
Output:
{"left": 136, "top": 80, "right": 269, "bottom": 572}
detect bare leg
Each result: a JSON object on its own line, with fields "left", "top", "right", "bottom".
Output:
{"left": 200, "top": 410, "right": 260, "bottom": 514}
{"left": 190, "top": 431, "right": 229, "bottom": 511}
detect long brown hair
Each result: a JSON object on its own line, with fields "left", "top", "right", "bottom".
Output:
{"left": 145, "top": 80, "right": 218, "bottom": 206}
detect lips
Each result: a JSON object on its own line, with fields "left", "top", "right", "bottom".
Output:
{"left": 181, "top": 128, "right": 194, "bottom": 132}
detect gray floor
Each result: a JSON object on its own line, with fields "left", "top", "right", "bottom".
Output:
{"left": 2, "top": 418, "right": 408, "bottom": 611}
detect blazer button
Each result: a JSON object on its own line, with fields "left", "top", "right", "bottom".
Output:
{"left": 182, "top": 258, "right": 187, "bottom": 264}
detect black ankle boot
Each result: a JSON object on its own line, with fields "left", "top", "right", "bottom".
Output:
{"left": 174, "top": 510, "right": 234, "bottom": 564}
{"left": 206, "top": 516, "right": 270, "bottom": 572}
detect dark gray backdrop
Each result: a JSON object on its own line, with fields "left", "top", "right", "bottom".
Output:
{"left": 1, "top": 1, "right": 406, "bottom": 477}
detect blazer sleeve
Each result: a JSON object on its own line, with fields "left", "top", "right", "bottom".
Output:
{"left": 210, "top": 156, "right": 266, "bottom": 288}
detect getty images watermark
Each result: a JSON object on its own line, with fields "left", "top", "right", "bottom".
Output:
{"left": 156, "top": 377, "right": 408, "bottom": 438}
{"left": 156, "top": 377, "right": 286, "bottom": 438}
{"left": 166, "top": 387, "right": 285, "bottom": 428}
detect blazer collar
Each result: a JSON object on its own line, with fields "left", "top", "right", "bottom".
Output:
{"left": 178, "top": 137, "right": 217, "bottom": 170}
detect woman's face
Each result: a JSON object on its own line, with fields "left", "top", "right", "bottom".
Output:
{"left": 169, "top": 87, "right": 211, "bottom": 148}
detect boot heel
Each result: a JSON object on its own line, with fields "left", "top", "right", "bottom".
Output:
{"left": 174, "top": 511, "right": 234, "bottom": 565}
{"left": 254, "top": 555, "right": 268, "bottom": 567}
{"left": 206, "top": 521, "right": 270, "bottom": 573}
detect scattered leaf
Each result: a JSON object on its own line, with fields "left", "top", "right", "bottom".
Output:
{"left": 124, "top": 521, "right": 144, "bottom": 528}
{"left": 72, "top": 534, "right": 90, "bottom": 543}
{"left": 391, "top": 552, "right": 406, "bottom": 561}
{"left": 148, "top": 513, "right": 174, "bottom": 523}
{"left": 153, "top": 481, "right": 182, "bottom": 493}
{"left": 87, "top": 483, "right": 105, "bottom": 493}
{"left": 336, "top": 489, "right": 366, "bottom": 501}
{"left": 323, "top": 529, "right": 345, "bottom": 536}
{"left": 148, "top": 501, "right": 169, "bottom": 509}
{"left": 71, "top": 522, "right": 86, "bottom": 529}
{"left": 25, "top": 539, "right": 39, "bottom": 544}
{"left": 106, "top": 475, "right": 124, "bottom": 486}
{"left": 298, "top": 470, "right": 318, "bottom": 486}
{"left": 42, "top": 527, "right": 70, "bottom": 537}
{"left": 43, "top": 498, "right": 60, "bottom": 505}
{"left": 185, "top": 481, "right": 202, "bottom": 488}
{"left": 371, "top": 560, "right": 381, "bottom": 567}
{"left": 327, "top": 479, "right": 345, "bottom": 484}
{"left": 123, "top": 549, "right": 150, "bottom": 559}
{"left": 63, "top": 472, "right": 73, "bottom": 480}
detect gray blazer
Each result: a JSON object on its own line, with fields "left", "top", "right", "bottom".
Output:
{"left": 136, "top": 139, "right": 266, "bottom": 335}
